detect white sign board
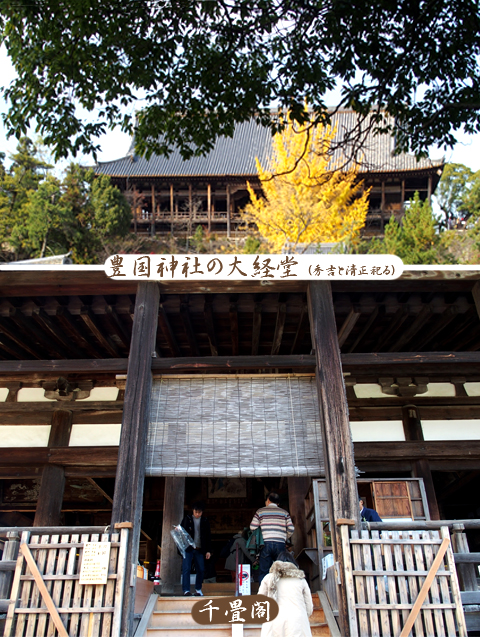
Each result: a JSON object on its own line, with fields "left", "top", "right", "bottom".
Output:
{"left": 79, "top": 542, "right": 111, "bottom": 585}
{"left": 238, "top": 564, "right": 251, "bottom": 595}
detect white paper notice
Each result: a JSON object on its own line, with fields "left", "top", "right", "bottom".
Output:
{"left": 79, "top": 542, "right": 111, "bottom": 585}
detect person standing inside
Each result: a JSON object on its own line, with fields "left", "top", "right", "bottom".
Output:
{"left": 359, "top": 498, "right": 382, "bottom": 522}
{"left": 180, "top": 501, "right": 212, "bottom": 596}
{"left": 250, "top": 492, "right": 294, "bottom": 584}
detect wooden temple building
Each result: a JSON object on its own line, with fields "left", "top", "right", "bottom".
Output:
{"left": 94, "top": 111, "right": 444, "bottom": 237}
{"left": 0, "top": 266, "right": 479, "bottom": 636}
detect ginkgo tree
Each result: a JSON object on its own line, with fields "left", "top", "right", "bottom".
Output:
{"left": 242, "top": 121, "right": 370, "bottom": 253}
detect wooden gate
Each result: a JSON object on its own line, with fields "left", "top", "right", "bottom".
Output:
{"left": 4, "top": 527, "right": 128, "bottom": 637}
{"left": 340, "top": 525, "right": 467, "bottom": 637}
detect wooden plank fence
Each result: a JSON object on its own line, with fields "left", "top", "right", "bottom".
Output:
{"left": 340, "top": 524, "right": 467, "bottom": 637}
{"left": 3, "top": 527, "right": 128, "bottom": 637}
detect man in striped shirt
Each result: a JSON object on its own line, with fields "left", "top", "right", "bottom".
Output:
{"left": 250, "top": 492, "right": 295, "bottom": 584}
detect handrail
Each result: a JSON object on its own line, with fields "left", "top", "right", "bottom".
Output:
{"left": 362, "top": 519, "right": 480, "bottom": 531}
{"left": 0, "top": 526, "right": 107, "bottom": 537}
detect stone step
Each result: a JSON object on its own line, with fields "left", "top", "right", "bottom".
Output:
{"left": 146, "top": 594, "right": 332, "bottom": 637}
{"left": 146, "top": 628, "right": 261, "bottom": 637}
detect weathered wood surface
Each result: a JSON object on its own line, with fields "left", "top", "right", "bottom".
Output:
{"left": 160, "top": 477, "right": 185, "bottom": 594}
{"left": 34, "top": 409, "right": 73, "bottom": 527}
{"left": 2, "top": 350, "right": 480, "bottom": 377}
{"left": 3, "top": 529, "right": 127, "bottom": 637}
{"left": 308, "top": 282, "right": 360, "bottom": 637}
{"left": 343, "top": 526, "right": 467, "bottom": 637}
{"left": 1, "top": 440, "right": 479, "bottom": 481}
{"left": 110, "top": 281, "right": 160, "bottom": 637}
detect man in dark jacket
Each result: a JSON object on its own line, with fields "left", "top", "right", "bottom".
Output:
{"left": 359, "top": 499, "right": 382, "bottom": 522}
{"left": 180, "top": 501, "right": 212, "bottom": 596}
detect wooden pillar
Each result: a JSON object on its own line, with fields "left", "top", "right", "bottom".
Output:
{"left": 428, "top": 175, "right": 433, "bottom": 203}
{"left": 381, "top": 181, "right": 385, "bottom": 212}
{"left": 402, "top": 405, "right": 440, "bottom": 520}
{"left": 111, "top": 282, "right": 160, "bottom": 636}
{"left": 34, "top": 409, "right": 72, "bottom": 526}
{"left": 401, "top": 179, "right": 405, "bottom": 206}
{"left": 288, "top": 477, "right": 310, "bottom": 556}
{"left": 170, "top": 184, "right": 174, "bottom": 235}
{"left": 207, "top": 183, "right": 212, "bottom": 233}
{"left": 151, "top": 184, "right": 156, "bottom": 237}
{"left": 188, "top": 184, "right": 193, "bottom": 236}
{"left": 160, "top": 477, "right": 186, "bottom": 594}
{"left": 307, "top": 282, "right": 360, "bottom": 637}
{"left": 133, "top": 185, "right": 138, "bottom": 234}
{"left": 226, "top": 184, "right": 231, "bottom": 238}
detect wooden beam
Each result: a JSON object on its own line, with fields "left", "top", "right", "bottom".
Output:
{"left": 158, "top": 302, "right": 181, "bottom": 357}
{"left": 1, "top": 351, "right": 480, "bottom": 379}
{"left": 79, "top": 308, "right": 120, "bottom": 357}
{"left": 337, "top": 307, "right": 361, "bottom": 348}
{"left": 290, "top": 303, "right": 307, "bottom": 355}
{"left": 0, "top": 359, "right": 128, "bottom": 375}
{"left": 33, "top": 409, "right": 72, "bottom": 526}
{"left": 412, "top": 459, "right": 440, "bottom": 520}
{"left": 401, "top": 404, "right": 424, "bottom": 441}
{"left": 412, "top": 306, "right": 462, "bottom": 351}
{"left": 389, "top": 305, "right": 434, "bottom": 352}
{"left": 347, "top": 306, "right": 380, "bottom": 353}
{"left": 180, "top": 297, "right": 200, "bottom": 357}
{"left": 110, "top": 282, "right": 160, "bottom": 636}
{"left": 203, "top": 295, "right": 218, "bottom": 357}
{"left": 307, "top": 282, "right": 359, "bottom": 637}
{"left": 251, "top": 300, "right": 262, "bottom": 356}
{"left": 0, "top": 401, "right": 123, "bottom": 426}
{"left": 271, "top": 300, "right": 286, "bottom": 356}
{"left": 229, "top": 297, "right": 239, "bottom": 356}
{"left": 354, "top": 440, "right": 480, "bottom": 460}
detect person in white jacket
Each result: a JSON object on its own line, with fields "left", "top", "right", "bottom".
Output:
{"left": 257, "top": 551, "right": 314, "bottom": 637}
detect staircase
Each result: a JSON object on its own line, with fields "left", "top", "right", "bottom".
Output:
{"left": 138, "top": 584, "right": 333, "bottom": 637}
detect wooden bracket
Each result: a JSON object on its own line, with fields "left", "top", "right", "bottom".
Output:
{"left": 336, "top": 518, "right": 356, "bottom": 526}
{"left": 114, "top": 521, "right": 133, "bottom": 529}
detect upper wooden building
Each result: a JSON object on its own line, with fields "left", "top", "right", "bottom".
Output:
{"left": 0, "top": 266, "right": 479, "bottom": 636}
{"left": 95, "top": 111, "right": 444, "bottom": 237}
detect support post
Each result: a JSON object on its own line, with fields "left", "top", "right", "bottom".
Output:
{"left": 33, "top": 409, "right": 72, "bottom": 526}
{"left": 160, "top": 477, "right": 186, "bottom": 594}
{"left": 288, "top": 477, "right": 310, "bottom": 556}
{"left": 226, "top": 184, "right": 231, "bottom": 238}
{"left": 402, "top": 405, "right": 440, "bottom": 520}
{"left": 111, "top": 282, "right": 160, "bottom": 636}
{"left": 151, "top": 184, "right": 156, "bottom": 237}
{"left": 207, "top": 183, "right": 212, "bottom": 233}
{"left": 170, "top": 184, "right": 174, "bottom": 235}
{"left": 307, "top": 282, "right": 360, "bottom": 637}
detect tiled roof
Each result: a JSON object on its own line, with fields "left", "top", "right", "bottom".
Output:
{"left": 95, "top": 110, "right": 443, "bottom": 179}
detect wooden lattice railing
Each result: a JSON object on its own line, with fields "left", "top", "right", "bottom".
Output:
{"left": 339, "top": 524, "right": 468, "bottom": 637}
{"left": 0, "top": 525, "right": 129, "bottom": 638}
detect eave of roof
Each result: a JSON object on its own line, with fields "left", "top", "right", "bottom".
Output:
{"left": 95, "top": 111, "right": 444, "bottom": 180}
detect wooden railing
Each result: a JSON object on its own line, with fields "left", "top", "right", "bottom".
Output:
{"left": 0, "top": 525, "right": 129, "bottom": 638}
{"left": 326, "top": 520, "right": 480, "bottom": 638}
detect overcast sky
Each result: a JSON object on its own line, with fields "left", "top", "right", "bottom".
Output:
{"left": 1, "top": 44, "right": 479, "bottom": 173}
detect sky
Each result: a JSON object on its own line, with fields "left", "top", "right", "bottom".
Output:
{"left": 1, "top": 44, "right": 479, "bottom": 173}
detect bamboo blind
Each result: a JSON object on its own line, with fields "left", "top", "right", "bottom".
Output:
{"left": 147, "top": 376, "right": 325, "bottom": 476}
{"left": 4, "top": 529, "right": 128, "bottom": 637}
{"left": 341, "top": 526, "right": 467, "bottom": 637}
